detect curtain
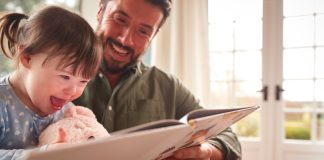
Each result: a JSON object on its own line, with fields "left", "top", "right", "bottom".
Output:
{"left": 151, "top": 0, "right": 211, "bottom": 107}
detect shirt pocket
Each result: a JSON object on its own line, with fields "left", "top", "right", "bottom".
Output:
{"left": 127, "top": 99, "right": 166, "bottom": 127}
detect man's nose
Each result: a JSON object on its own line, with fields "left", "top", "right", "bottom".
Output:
{"left": 117, "top": 27, "right": 134, "bottom": 47}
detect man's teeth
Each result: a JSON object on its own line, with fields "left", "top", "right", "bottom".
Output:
{"left": 112, "top": 43, "right": 128, "bottom": 54}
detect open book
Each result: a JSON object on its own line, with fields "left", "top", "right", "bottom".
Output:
{"left": 27, "top": 106, "right": 259, "bottom": 160}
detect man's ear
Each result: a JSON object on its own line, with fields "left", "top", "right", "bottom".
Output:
{"left": 96, "top": 0, "right": 104, "bottom": 24}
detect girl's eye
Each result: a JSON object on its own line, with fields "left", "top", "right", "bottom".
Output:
{"left": 60, "top": 75, "right": 70, "bottom": 80}
{"left": 80, "top": 80, "right": 89, "bottom": 84}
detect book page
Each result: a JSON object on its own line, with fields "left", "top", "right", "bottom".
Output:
{"left": 111, "top": 119, "right": 183, "bottom": 136}
{"left": 157, "top": 106, "right": 259, "bottom": 159}
{"left": 179, "top": 106, "right": 257, "bottom": 123}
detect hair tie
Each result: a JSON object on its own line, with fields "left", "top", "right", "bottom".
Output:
{"left": 18, "top": 15, "right": 29, "bottom": 28}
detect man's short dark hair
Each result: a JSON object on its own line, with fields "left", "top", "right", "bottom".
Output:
{"left": 101, "top": 0, "right": 172, "bottom": 28}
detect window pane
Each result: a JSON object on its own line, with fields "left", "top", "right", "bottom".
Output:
{"left": 315, "top": 80, "right": 324, "bottom": 102}
{"left": 208, "top": 0, "right": 262, "bottom": 23}
{"left": 316, "top": 14, "right": 324, "bottom": 45}
{"left": 318, "top": 101, "right": 324, "bottom": 110}
{"left": 284, "top": 16, "right": 314, "bottom": 48}
{"left": 45, "top": 0, "right": 79, "bottom": 9}
{"left": 209, "top": 24, "right": 234, "bottom": 51}
{"left": 210, "top": 52, "right": 233, "bottom": 81}
{"left": 210, "top": 81, "right": 262, "bottom": 108}
{"left": 0, "top": 0, "right": 80, "bottom": 13}
{"left": 231, "top": 0, "right": 263, "bottom": 20}
{"left": 318, "top": 113, "right": 324, "bottom": 141}
{"left": 285, "top": 112, "right": 311, "bottom": 140}
{"left": 235, "top": 20, "right": 262, "bottom": 50}
{"left": 315, "top": 0, "right": 324, "bottom": 13}
{"left": 234, "top": 111, "right": 260, "bottom": 138}
{"left": 234, "top": 51, "right": 262, "bottom": 81}
{"left": 210, "top": 82, "right": 233, "bottom": 106}
{"left": 232, "top": 80, "right": 262, "bottom": 138}
{"left": 283, "top": 48, "right": 314, "bottom": 79}
{"left": 1, "top": 1, "right": 41, "bottom": 13}
{"left": 316, "top": 47, "right": 324, "bottom": 78}
{"left": 285, "top": 101, "right": 315, "bottom": 110}
{"left": 208, "top": 0, "right": 233, "bottom": 23}
{"left": 283, "top": 80, "right": 314, "bottom": 103}
{"left": 284, "top": 0, "right": 315, "bottom": 16}
{"left": 235, "top": 81, "right": 262, "bottom": 105}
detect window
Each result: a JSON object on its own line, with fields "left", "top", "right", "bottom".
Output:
{"left": 0, "top": 0, "right": 80, "bottom": 13}
{"left": 283, "top": 0, "right": 324, "bottom": 142}
{"left": 208, "top": 0, "right": 263, "bottom": 138}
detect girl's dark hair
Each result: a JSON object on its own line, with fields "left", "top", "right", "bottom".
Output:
{"left": 0, "top": 6, "right": 102, "bottom": 79}
{"left": 101, "top": 0, "right": 172, "bottom": 28}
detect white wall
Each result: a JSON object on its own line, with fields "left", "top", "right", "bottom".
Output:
{"left": 80, "top": 0, "right": 98, "bottom": 29}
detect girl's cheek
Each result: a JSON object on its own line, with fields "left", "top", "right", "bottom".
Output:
{"left": 74, "top": 87, "right": 85, "bottom": 98}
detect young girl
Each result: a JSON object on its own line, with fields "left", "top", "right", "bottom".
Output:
{"left": 0, "top": 6, "right": 102, "bottom": 159}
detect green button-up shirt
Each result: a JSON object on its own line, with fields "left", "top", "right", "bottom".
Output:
{"left": 74, "top": 62, "right": 241, "bottom": 159}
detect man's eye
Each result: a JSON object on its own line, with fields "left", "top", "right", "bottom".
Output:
{"left": 114, "top": 15, "right": 127, "bottom": 25}
{"left": 139, "top": 29, "right": 149, "bottom": 36}
{"left": 138, "top": 28, "right": 152, "bottom": 37}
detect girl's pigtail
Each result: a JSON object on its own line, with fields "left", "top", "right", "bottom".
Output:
{"left": 0, "top": 13, "right": 28, "bottom": 59}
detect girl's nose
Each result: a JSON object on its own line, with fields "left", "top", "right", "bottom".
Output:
{"left": 64, "top": 85, "right": 77, "bottom": 96}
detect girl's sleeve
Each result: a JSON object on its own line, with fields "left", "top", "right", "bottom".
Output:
{"left": 0, "top": 101, "right": 31, "bottom": 160}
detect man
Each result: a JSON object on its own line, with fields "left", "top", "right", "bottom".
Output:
{"left": 74, "top": 0, "right": 241, "bottom": 159}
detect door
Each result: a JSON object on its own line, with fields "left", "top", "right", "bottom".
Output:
{"left": 274, "top": 0, "right": 324, "bottom": 159}
{"left": 208, "top": 0, "right": 324, "bottom": 159}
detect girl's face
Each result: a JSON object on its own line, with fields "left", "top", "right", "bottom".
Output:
{"left": 22, "top": 53, "right": 89, "bottom": 117}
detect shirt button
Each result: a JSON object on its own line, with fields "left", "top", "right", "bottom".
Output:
{"left": 108, "top": 105, "right": 113, "bottom": 111}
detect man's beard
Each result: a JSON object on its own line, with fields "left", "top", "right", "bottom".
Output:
{"left": 101, "top": 58, "right": 137, "bottom": 74}
{"left": 101, "top": 37, "right": 138, "bottom": 74}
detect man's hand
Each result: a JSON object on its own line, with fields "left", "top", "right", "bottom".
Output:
{"left": 164, "top": 142, "right": 224, "bottom": 160}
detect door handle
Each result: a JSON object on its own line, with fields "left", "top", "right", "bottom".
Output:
{"left": 275, "top": 85, "right": 285, "bottom": 101}
{"left": 257, "top": 86, "right": 268, "bottom": 101}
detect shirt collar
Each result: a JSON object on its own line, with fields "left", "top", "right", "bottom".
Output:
{"left": 134, "top": 62, "right": 143, "bottom": 74}
{"left": 98, "top": 61, "right": 143, "bottom": 79}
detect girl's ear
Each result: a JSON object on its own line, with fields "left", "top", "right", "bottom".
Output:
{"left": 19, "top": 52, "right": 31, "bottom": 69}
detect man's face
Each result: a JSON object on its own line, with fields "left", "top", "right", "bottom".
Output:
{"left": 98, "top": 0, "right": 163, "bottom": 73}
